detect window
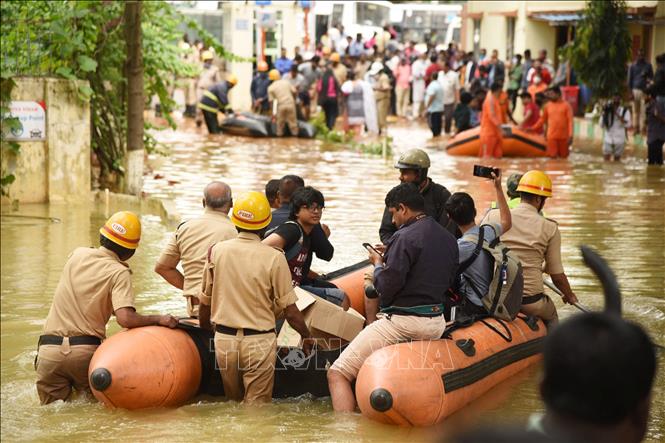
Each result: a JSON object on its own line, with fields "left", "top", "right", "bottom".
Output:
{"left": 506, "top": 17, "right": 515, "bottom": 61}
{"left": 332, "top": 4, "right": 343, "bottom": 26}
{"left": 356, "top": 3, "right": 389, "bottom": 27}
{"left": 473, "top": 19, "right": 481, "bottom": 55}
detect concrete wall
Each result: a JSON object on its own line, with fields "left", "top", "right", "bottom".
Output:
{"left": 2, "top": 77, "right": 90, "bottom": 204}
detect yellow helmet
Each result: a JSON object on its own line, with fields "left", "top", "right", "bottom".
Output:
{"left": 322, "top": 47, "right": 332, "bottom": 56}
{"left": 231, "top": 192, "right": 272, "bottom": 230}
{"left": 516, "top": 170, "right": 553, "bottom": 197}
{"left": 201, "top": 50, "right": 213, "bottom": 61}
{"left": 226, "top": 73, "right": 238, "bottom": 86}
{"left": 268, "top": 69, "right": 281, "bottom": 81}
{"left": 330, "top": 52, "right": 340, "bottom": 62}
{"left": 257, "top": 60, "right": 269, "bottom": 72}
{"left": 100, "top": 211, "right": 141, "bottom": 249}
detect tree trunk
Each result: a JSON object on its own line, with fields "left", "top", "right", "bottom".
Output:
{"left": 124, "top": 1, "right": 143, "bottom": 195}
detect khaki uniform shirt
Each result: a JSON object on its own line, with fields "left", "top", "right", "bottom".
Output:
{"left": 332, "top": 63, "right": 348, "bottom": 85}
{"left": 268, "top": 79, "right": 296, "bottom": 109}
{"left": 374, "top": 73, "right": 391, "bottom": 101}
{"left": 199, "top": 232, "right": 297, "bottom": 331}
{"left": 197, "top": 65, "right": 220, "bottom": 93}
{"left": 43, "top": 247, "right": 135, "bottom": 339}
{"left": 157, "top": 208, "right": 237, "bottom": 299}
{"left": 483, "top": 203, "right": 564, "bottom": 296}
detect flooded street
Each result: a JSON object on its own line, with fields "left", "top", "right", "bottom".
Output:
{"left": 2, "top": 120, "right": 664, "bottom": 442}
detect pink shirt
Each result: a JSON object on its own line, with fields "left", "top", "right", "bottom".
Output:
{"left": 395, "top": 64, "right": 411, "bottom": 89}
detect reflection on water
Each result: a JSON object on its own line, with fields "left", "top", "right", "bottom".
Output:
{"left": 1, "top": 120, "right": 664, "bottom": 441}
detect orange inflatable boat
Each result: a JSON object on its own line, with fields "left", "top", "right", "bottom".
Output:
{"left": 445, "top": 126, "right": 548, "bottom": 157}
{"left": 355, "top": 315, "right": 546, "bottom": 426}
{"left": 88, "top": 260, "right": 545, "bottom": 419}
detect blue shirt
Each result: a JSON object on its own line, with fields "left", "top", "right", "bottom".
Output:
{"left": 275, "top": 57, "right": 293, "bottom": 76}
{"left": 349, "top": 41, "right": 364, "bottom": 57}
{"left": 425, "top": 80, "right": 444, "bottom": 113}
{"left": 375, "top": 215, "right": 458, "bottom": 309}
{"left": 457, "top": 223, "right": 502, "bottom": 306}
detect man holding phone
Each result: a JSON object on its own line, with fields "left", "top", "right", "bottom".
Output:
{"left": 328, "top": 183, "right": 458, "bottom": 412}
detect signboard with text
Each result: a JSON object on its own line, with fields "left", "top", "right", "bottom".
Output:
{"left": 5, "top": 101, "right": 47, "bottom": 141}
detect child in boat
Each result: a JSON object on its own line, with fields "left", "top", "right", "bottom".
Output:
{"left": 263, "top": 186, "right": 350, "bottom": 309}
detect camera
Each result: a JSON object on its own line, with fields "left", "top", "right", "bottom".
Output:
{"left": 473, "top": 165, "right": 500, "bottom": 179}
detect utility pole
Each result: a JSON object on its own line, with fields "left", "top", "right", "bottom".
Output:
{"left": 124, "top": 1, "right": 144, "bottom": 195}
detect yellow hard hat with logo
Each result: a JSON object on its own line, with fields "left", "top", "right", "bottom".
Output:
{"left": 268, "top": 69, "right": 281, "bottom": 81}
{"left": 231, "top": 192, "right": 272, "bottom": 230}
{"left": 201, "top": 50, "right": 213, "bottom": 61}
{"left": 226, "top": 73, "right": 238, "bottom": 86}
{"left": 516, "top": 170, "right": 553, "bottom": 197}
{"left": 100, "top": 211, "right": 141, "bottom": 249}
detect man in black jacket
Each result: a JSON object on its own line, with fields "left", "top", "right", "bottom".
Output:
{"left": 379, "top": 148, "right": 459, "bottom": 243}
{"left": 328, "top": 183, "right": 458, "bottom": 412}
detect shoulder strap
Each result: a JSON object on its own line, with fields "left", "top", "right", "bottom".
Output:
{"left": 458, "top": 226, "right": 486, "bottom": 274}
{"left": 281, "top": 221, "right": 305, "bottom": 261}
{"left": 479, "top": 223, "right": 500, "bottom": 248}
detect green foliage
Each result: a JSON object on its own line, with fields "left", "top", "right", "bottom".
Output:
{"left": 309, "top": 112, "right": 392, "bottom": 156}
{"left": 564, "top": 0, "right": 631, "bottom": 100}
{"left": 1, "top": 0, "right": 236, "bottom": 190}
{"left": 0, "top": 76, "right": 21, "bottom": 196}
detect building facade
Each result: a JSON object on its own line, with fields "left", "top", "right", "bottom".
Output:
{"left": 460, "top": 1, "right": 665, "bottom": 67}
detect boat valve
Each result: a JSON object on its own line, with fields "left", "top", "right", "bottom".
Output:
{"left": 90, "top": 368, "right": 112, "bottom": 391}
{"left": 369, "top": 388, "right": 393, "bottom": 412}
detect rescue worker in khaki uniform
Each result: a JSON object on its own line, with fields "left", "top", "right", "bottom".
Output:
{"left": 267, "top": 69, "right": 299, "bottom": 137}
{"left": 198, "top": 192, "right": 315, "bottom": 403}
{"left": 369, "top": 62, "right": 392, "bottom": 134}
{"left": 482, "top": 170, "right": 578, "bottom": 327}
{"left": 155, "top": 182, "right": 237, "bottom": 317}
{"left": 36, "top": 212, "right": 178, "bottom": 405}
{"left": 195, "top": 50, "right": 221, "bottom": 126}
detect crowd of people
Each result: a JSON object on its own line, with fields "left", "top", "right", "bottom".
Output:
{"left": 174, "top": 24, "right": 664, "bottom": 165}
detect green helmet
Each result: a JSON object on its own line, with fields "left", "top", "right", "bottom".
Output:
{"left": 506, "top": 173, "right": 523, "bottom": 199}
{"left": 394, "top": 149, "right": 430, "bottom": 170}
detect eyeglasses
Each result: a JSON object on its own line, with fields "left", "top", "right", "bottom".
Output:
{"left": 302, "top": 204, "right": 324, "bottom": 213}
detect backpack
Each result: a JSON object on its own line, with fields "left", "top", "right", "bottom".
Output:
{"left": 455, "top": 224, "right": 524, "bottom": 321}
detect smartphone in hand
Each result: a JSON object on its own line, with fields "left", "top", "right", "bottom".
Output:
{"left": 362, "top": 243, "right": 383, "bottom": 256}
{"left": 473, "top": 165, "right": 500, "bottom": 179}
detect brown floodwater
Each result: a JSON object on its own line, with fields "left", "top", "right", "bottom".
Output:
{"left": 1, "top": 119, "right": 664, "bottom": 442}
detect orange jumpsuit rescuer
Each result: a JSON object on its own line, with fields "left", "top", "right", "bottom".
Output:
{"left": 479, "top": 83, "right": 504, "bottom": 158}
{"left": 532, "top": 86, "right": 573, "bottom": 158}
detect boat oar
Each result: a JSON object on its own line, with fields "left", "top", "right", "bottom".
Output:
{"left": 543, "top": 279, "right": 591, "bottom": 313}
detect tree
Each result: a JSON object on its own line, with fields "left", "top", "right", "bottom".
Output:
{"left": 1, "top": 1, "right": 246, "bottom": 193}
{"left": 566, "top": 0, "right": 631, "bottom": 100}
{"left": 124, "top": 1, "right": 143, "bottom": 195}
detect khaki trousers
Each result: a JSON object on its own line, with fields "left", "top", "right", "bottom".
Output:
{"left": 214, "top": 331, "right": 277, "bottom": 403}
{"left": 35, "top": 341, "right": 98, "bottom": 405}
{"left": 376, "top": 97, "right": 390, "bottom": 130}
{"left": 329, "top": 314, "right": 446, "bottom": 381}
{"left": 521, "top": 294, "right": 558, "bottom": 328}
{"left": 396, "top": 86, "right": 410, "bottom": 117}
{"left": 276, "top": 105, "right": 298, "bottom": 137}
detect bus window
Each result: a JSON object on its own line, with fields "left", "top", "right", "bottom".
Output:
{"left": 356, "top": 3, "right": 389, "bottom": 27}
{"left": 332, "top": 4, "right": 343, "bottom": 26}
